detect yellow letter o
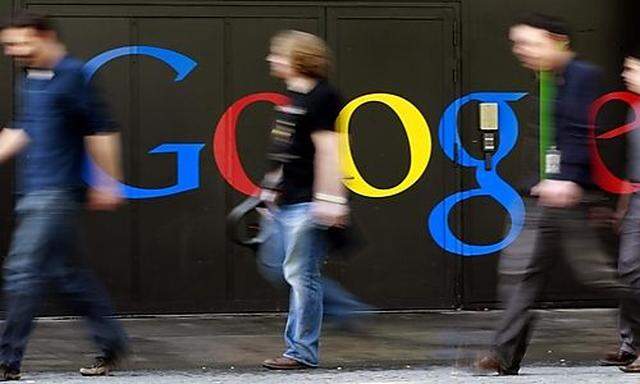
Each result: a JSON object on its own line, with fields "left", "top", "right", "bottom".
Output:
{"left": 336, "top": 93, "right": 432, "bottom": 198}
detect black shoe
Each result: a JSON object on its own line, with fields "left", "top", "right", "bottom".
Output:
{"left": 79, "top": 355, "right": 120, "bottom": 376}
{"left": 600, "top": 350, "right": 637, "bottom": 366}
{"left": 0, "top": 364, "right": 20, "bottom": 381}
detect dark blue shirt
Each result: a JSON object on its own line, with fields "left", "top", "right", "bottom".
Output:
{"left": 12, "top": 55, "right": 116, "bottom": 195}
{"left": 551, "top": 58, "right": 602, "bottom": 187}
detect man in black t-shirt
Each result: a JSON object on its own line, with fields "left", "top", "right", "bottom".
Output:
{"left": 258, "top": 30, "right": 367, "bottom": 370}
{"left": 267, "top": 80, "right": 343, "bottom": 205}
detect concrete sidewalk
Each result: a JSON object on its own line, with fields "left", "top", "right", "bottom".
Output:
{"left": 11, "top": 309, "right": 630, "bottom": 382}
{"left": 16, "top": 366, "right": 640, "bottom": 384}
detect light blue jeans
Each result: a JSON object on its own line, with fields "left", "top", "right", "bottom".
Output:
{"left": 257, "top": 203, "right": 367, "bottom": 366}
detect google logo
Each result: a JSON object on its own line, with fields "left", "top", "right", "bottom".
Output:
{"left": 81, "top": 45, "right": 631, "bottom": 257}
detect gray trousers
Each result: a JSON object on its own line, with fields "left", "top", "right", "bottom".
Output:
{"left": 493, "top": 196, "right": 631, "bottom": 374}
{"left": 618, "top": 192, "right": 640, "bottom": 355}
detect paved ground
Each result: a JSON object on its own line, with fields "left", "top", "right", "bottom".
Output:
{"left": 8, "top": 309, "right": 637, "bottom": 382}
{"left": 16, "top": 366, "right": 640, "bottom": 384}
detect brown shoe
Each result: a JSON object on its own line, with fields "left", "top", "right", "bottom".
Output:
{"left": 599, "top": 350, "right": 636, "bottom": 366}
{"left": 474, "top": 354, "right": 501, "bottom": 375}
{"left": 262, "top": 356, "right": 314, "bottom": 370}
{"left": 620, "top": 356, "right": 640, "bottom": 373}
{"left": 474, "top": 353, "right": 518, "bottom": 376}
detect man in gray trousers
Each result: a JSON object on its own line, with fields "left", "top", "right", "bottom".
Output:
{"left": 476, "top": 13, "right": 635, "bottom": 376}
{"left": 600, "top": 48, "right": 640, "bottom": 372}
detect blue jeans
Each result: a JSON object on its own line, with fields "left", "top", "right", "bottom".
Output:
{"left": 0, "top": 190, "right": 128, "bottom": 371}
{"left": 258, "top": 203, "right": 368, "bottom": 366}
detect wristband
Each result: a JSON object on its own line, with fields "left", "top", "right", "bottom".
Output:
{"left": 314, "top": 193, "right": 348, "bottom": 205}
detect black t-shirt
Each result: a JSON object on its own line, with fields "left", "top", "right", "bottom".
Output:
{"left": 266, "top": 80, "right": 342, "bottom": 205}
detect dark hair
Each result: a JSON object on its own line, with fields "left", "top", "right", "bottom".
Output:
{"left": 628, "top": 45, "right": 640, "bottom": 60}
{"left": 1, "top": 11, "right": 56, "bottom": 34}
{"left": 515, "top": 13, "right": 571, "bottom": 39}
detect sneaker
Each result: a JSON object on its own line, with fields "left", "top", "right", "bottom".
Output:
{"left": 79, "top": 356, "right": 118, "bottom": 376}
{"left": 0, "top": 364, "right": 20, "bottom": 381}
{"left": 620, "top": 356, "right": 640, "bottom": 373}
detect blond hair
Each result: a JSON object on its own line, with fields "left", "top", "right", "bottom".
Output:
{"left": 271, "top": 30, "right": 332, "bottom": 79}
